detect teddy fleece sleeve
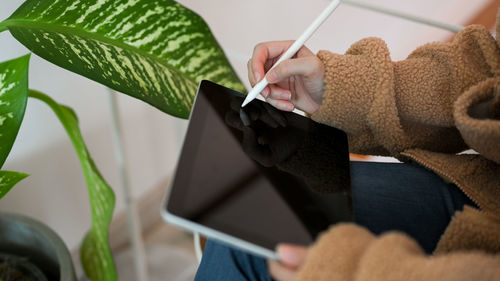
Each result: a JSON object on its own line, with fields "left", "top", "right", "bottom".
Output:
{"left": 312, "top": 25, "right": 500, "bottom": 156}
{"left": 293, "top": 224, "right": 500, "bottom": 281}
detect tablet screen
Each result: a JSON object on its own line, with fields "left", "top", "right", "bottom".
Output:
{"left": 166, "top": 80, "right": 352, "bottom": 250}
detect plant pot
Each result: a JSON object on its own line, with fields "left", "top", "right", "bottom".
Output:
{"left": 0, "top": 213, "right": 76, "bottom": 281}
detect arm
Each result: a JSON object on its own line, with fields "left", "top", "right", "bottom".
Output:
{"left": 312, "top": 24, "right": 500, "bottom": 156}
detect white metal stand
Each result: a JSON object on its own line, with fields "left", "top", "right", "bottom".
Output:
{"left": 108, "top": 89, "right": 150, "bottom": 281}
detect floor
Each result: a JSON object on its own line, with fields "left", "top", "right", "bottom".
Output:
{"left": 113, "top": 223, "right": 199, "bottom": 281}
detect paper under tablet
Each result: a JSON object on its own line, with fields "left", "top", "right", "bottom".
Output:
{"left": 162, "top": 80, "right": 352, "bottom": 259}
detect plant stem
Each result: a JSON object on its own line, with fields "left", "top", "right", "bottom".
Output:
{"left": 0, "top": 22, "right": 7, "bottom": 33}
{"left": 28, "top": 90, "right": 54, "bottom": 108}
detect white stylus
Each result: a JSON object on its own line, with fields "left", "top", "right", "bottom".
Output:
{"left": 241, "top": 0, "right": 342, "bottom": 107}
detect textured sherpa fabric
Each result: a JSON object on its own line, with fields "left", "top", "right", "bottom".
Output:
{"left": 294, "top": 224, "right": 500, "bottom": 281}
{"left": 435, "top": 206, "right": 500, "bottom": 254}
{"left": 313, "top": 24, "right": 500, "bottom": 155}
{"left": 454, "top": 77, "right": 500, "bottom": 163}
{"left": 294, "top": 13, "right": 500, "bottom": 281}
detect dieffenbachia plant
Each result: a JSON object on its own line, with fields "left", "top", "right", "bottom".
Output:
{"left": 0, "top": 0, "right": 246, "bottom": 280}
{"left": 0, "top": 0, "right": 245, "bottom": 118}
{"left": 0, "top": 55, "right": 117, "bottom": 281}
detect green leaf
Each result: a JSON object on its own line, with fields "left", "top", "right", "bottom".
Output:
{"left": 0, "top": 54, "right": 30, "bottom": 168}
{"left": 28, "top": 90, "right": 116, "bottom": 281}
{"left": 3, "top": 0, "right": 245, "bottom": 119}
{"left": 0, "top": 170, "right": 29, "bottom": 199}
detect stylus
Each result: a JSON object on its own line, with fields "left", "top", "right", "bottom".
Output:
{"left": 241, "top": 0, "right": 342, "bottom": 107}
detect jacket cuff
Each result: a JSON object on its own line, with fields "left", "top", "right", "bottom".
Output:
{"left": 454, "top": 77, "right": 500, "bottom": 164}
{"left": 294, "top": 224, "right": 375, "bottom": 281}
{"left": 312, "top": 38, "right": 411, "bottom": 153}
{"left": 296, "top": 222, "right": 500, "bottom": 281}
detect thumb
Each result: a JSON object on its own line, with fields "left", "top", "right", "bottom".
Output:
{"left": 277, "top": 244, "right": 308, "bottom": 269}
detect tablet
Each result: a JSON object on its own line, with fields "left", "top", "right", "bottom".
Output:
{"left": 162, "top": 80, "right": 352, "bottom": 260}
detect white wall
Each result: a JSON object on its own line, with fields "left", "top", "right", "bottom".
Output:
{"left": 178, "top": 0, "right": 490, "bottom": 86}
{"left": 0, "top": 0, "right": 491, "bottom": 251}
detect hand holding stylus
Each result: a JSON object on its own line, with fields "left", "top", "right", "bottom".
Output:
{"left": 242, "top": 0, "right": 341, "bottom": 108}
{"left": 247, "top": 41, "right": 325, "bottom": 115}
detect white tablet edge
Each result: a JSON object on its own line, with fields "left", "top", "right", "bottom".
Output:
{"left": 160, "top": 185, "right": 280, "bottom": 261}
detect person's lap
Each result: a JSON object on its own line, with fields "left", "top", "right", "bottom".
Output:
{"left": 194, "top": 161, "right": 475, "bottom": 281}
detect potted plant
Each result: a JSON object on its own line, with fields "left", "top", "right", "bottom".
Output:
{"left": 0, "top": 213, "right": 76, "bottom": 281}
{"left": 0, "top": 0, "right": 245, "bottom": 280}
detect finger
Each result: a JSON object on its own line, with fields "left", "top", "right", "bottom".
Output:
{"left": 268, "top": 84, "right": 292, "bottom": 101}
{"left": 247, "top": 59, "right": 256, "bottom": 86}
{"left": 295, "top": 44, "right": 315, "bottom": 58}
{"left": 266, "top": 56, "right": 323, "bottom": 84}
{"left": 260, "top": 86, "right": 270, "bottom": 99}
{"left": 264, "top": 56, "right": 279, "bottom": 73}
{"left": 277, "top": 244, "right": 308, "bottom": 269}
{"left": 268, "top": 260, "right": 297, "bottom": 281}
{"left": 251, "top": 41, "right": 295, "bottom": 83}
{"left": 266, "top": 98, "right": 295, "bottom": 112}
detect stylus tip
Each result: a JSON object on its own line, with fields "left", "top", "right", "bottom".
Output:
{"left": 241, "top": 98, "right": 250, "bottom": 107}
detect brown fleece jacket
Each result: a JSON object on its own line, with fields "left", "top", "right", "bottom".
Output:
{"left": 294, "top": 12, "right": 500, "bottom": 281}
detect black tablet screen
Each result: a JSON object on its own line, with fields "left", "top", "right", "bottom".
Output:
{"left": 166, "top": 80, "right": 352, "bottom": 250}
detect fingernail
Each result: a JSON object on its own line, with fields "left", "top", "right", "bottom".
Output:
{"left": 277, "top": 245, "right": 301, "bottom": 266}
{"left": 262, "top": 88, "right": 269, "bottom": 98}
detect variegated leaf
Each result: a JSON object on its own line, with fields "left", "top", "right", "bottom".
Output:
{"left": 29, "top": 90, "right": 116, "bottom": 281}
{"left": 2, "top": 0, "right": 245, "bottom": 119}
{"left": 0, "top": 55, "right": 30, "bottom": 199}
{"left": 0, "top": 55, "right": 29, "bottom": 168}
{"left": 0, "top": 171, "right": 28, "bottom": 199}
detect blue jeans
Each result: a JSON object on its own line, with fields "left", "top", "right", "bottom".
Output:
{"left": 195, "top": 162, "right": 475, "bottom": 281}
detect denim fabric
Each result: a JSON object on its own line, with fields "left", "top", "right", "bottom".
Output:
{"left": 195, "top": 162, "right": 476, "bottom": 281}
{"left": 350, "top": 161, "right": 475, "bottom": 253}
{"left": 194, "top": 239, "right": 274, "bottom": 281}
